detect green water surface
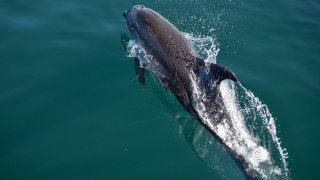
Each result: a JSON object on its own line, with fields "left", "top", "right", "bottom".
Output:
{"left": 1, "top": 0, "right": 319, "bottom": 179}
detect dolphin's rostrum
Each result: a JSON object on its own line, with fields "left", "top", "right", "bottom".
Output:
{"left": 123, "top": 5, "right": 258, "bottom": 180}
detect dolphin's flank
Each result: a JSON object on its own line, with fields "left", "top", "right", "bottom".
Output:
{"left": 123, "top": 5, "right": 258, "bottom": 180}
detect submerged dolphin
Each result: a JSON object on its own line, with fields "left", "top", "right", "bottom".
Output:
{"left": 123, "top": 5, "right": 258, "bottom": 179}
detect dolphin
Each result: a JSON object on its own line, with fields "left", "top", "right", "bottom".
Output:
{"left": 123, "top": 5, "right": 258, "bottom": 180}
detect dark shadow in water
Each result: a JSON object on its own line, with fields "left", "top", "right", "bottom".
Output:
{"left": 143, "top": 72, "right": 247, "bottom": 180}
{"left": 119, "top": 35, "right": 247, "bottom": 180}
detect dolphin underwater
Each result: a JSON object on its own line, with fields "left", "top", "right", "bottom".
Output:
{"left": 123, "top": 5, "right": 259, "bottom": 180}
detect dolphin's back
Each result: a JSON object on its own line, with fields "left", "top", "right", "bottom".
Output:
{"left": 135, "top": 9, "right": 199, "bottom": 75}
{"left": 124, "top": 5, "right": 259, "bottom": 180}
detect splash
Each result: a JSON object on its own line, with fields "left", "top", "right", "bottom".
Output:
{"left": 185, "top": 33, "right": 289, "bottom": 179}
{"left": 127, "top": 40, "right": 164, "bottom": 77}
{"left": 233, "top": 82, "right": 289, "bottom": 176}
{"left": 183, "top": 32, "right": 219, "bottom": 63}
{"left": 126, "top": 33, "right": 289, "bottom": 179}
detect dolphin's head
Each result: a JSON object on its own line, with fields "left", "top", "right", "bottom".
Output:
{"left": 123, "top": 5, "right": 160, "bottom": 40}
{"left": 123, "top": 5, "right": 145, "bottom": 19}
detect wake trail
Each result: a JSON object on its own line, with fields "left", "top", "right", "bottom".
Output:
{"left": 127, "top": 33, "right": 289, "bottom": 180}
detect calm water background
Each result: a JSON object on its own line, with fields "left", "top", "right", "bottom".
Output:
{"left": 1, "top": 0, "right": 319, "bottom": 179}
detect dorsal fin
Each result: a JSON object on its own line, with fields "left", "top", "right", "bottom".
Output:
{"left": 194, "top": 57, "right": 238, "bottom": 84}
{"left": 209, "top": 63, "right": 238, "bottom": 84}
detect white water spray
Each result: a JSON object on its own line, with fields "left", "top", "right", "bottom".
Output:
{"left": 184, "top": 33, "right": 289, "bottom": 179}
{"left": 127, "top": 33, "right": 289, "bottom": 179}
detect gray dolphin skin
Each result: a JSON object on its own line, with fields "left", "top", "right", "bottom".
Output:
{"left": 123, "top": 5, "right": 258, "bottom": 180}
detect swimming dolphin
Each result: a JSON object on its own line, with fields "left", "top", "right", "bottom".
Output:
{"left": 123, "top": 5, "right": 258, "bottom": 180}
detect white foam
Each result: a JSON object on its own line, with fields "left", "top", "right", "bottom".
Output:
{"left": 126, "top": 33, "right": 289, "bottom": 179}
{"left": 237, "top": 82, "right": 289, "bottom": 176}
{"left": 185, "top": 34, "right": 289, "bottom": 179}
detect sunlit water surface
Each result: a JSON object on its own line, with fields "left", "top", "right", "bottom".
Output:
{"left": 1, "top": 0, "right": 319, "bottom": 180}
